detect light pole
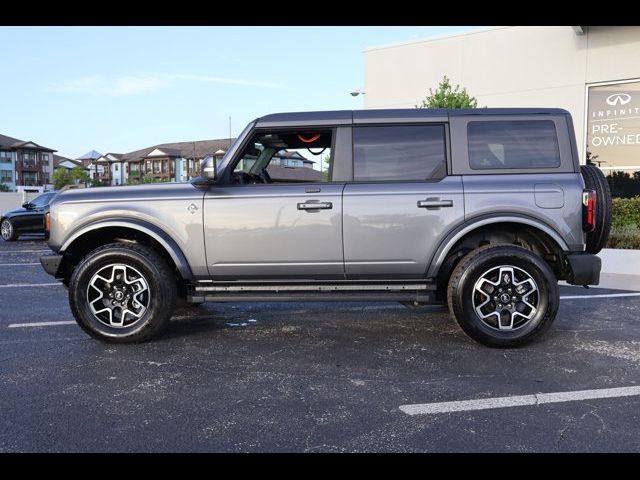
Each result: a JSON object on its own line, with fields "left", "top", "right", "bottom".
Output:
{"left": 350, "top": 89, "right": 366, "bottom": 97}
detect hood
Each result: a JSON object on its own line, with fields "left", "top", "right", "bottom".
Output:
{"left": 51, "top": 182, "right": 202, "bottom": 206}
{"left": 2, "top": 205, "right": 27, "bottom": 217}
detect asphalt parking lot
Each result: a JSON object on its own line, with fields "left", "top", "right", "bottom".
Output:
{"left": 1, "top": 237, "right": 639, "bottom": 452}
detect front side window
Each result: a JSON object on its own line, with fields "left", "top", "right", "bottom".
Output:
{"left": 353, "top": 125, "right": 446, "bottom": 181}
{"left": 230, "top": 129, "right": 331, "bottom": 184}
{"left": 468, "top": 120, "right": 561, "bottom": 170}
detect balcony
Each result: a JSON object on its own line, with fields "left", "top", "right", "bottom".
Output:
{"left": 16, "top": 160, "right": 40, "bottom": 172}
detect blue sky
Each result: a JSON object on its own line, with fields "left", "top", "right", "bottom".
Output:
{"left": 0, "top": 26, "right": 478, "bottom": 159}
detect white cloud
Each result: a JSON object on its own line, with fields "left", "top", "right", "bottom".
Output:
{"left": 169, "top": 74, "right": 281, "bottom": 89}
{"left": 47, "top": 72, "right": 282, "bottom": 96}
{"left": 47, "top": 75, "right": 165, "bottom": 96}
{"left": 112, "top": 76, "right": 168, "bottom": 95}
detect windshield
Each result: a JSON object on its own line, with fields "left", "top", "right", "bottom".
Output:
{"left": 30, "top": 193, "right": 55, "bottom": 207}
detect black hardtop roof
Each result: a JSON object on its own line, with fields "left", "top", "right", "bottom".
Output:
{"left": 255, "top": 108, "right": 570, "bottom": 127}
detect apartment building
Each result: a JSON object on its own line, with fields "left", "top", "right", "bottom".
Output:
{"left": 0, "top": 133, "right": 56, "bottom": 192}
{"left": 76, "top": 137, "right": 322, "bottom": 186}
{"left": 122, "top": 138, "right": 234, "bottom": 183}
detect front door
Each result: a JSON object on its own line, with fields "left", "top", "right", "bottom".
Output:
{"left": 20, "top": 192, "right": 52, "bottom": 232}
{"left": 204, "top": 183, "right": 344, "bottom": 280}
{"left": 203, "top": 126, "right": 346, "bottom": 280}
{"left": 342, "top": 124, "right": 465, "bottom": 279}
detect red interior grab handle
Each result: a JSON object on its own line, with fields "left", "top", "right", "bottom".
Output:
{"left": 298, "top": 133, "right": 321, "bottom": 143}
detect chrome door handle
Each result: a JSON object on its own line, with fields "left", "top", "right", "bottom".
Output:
{"left": 297, "top": 201, "right": 333, "bottom": 211}
{"left": 417, "top": 198, "right": 453, "bottom": 209}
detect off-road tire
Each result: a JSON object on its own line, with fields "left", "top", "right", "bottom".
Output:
{"left": 69, "top": 242, "right": 176, "bottom": 343}
{"left": 447, "top": 244, "right": 559, "bottom": 348}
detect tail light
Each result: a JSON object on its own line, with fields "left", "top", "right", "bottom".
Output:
{"left": 582, "top": 189, "right": 596, "bottom": 233}
{"left": 44, "top": 212, "right": 51, "bottom": 232}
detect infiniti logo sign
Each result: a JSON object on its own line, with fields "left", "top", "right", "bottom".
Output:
{"left": 606, "top": 93, "right": 632, "bottom": 106}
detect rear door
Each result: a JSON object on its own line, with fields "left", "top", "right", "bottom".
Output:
{"left": 342, "top": 124, "right": 465, "bottom": 279}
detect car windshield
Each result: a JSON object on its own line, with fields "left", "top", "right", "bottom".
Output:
{"left": 30, "top": 193, "right": 54, "bottom": 207}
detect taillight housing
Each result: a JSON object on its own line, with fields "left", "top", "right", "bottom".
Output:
{"left": 582, "top": 189, "right": 596, "bottom": 233}
{"left": 44, "top": 212, "right": 51, "bottom": 232}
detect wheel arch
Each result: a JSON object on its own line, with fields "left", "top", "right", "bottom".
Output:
{"left": 58, "top": 219, "right": 194, "bottom": 282}
{"left": 429, "top": 215, "right": 570, "bottom": 284}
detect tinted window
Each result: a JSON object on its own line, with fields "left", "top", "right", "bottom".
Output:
{"left": 468, "top": 120, "right": 560, "bottom": 170}
{"left": 353, "top": 125, "right": 446, "bottom": 181}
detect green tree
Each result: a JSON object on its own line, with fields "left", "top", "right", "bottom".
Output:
{"left": 585, "top": 150, "right": 599, "bottom": 166}
{"left": 0, "top": 183, "right": 10, "bottom": 192}
{"left": 71, "top": 167, "right": 90, "bottom": 185}
{"left": 417, "top": 75, "right": 478, "bottom": 109}
{"left": 321, "top": 153, "right": 331, "bottom": 181}
{"left": 52, "top": 167, "right": 90, "bottom": 190}
{"left": 52, "top": 169, "right": 72, "bottom": 190}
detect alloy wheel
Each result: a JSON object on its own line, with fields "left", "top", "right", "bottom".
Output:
{"left": 1, "top": 220, "right": 13, "bottom": 240}
{"left": 86, "top": 263, "right": 151, "bottom": 328}
{"left": 472, "top": 265, "right": 539, "bottom": 331}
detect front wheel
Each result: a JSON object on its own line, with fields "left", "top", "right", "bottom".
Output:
{"left": 1, "top": 219, "right": 17, "bottom": 241}
{"left": 447, "top": 244, "right": 559, "bottom": 348}
{"left": 69, "top": 243, "right": 177, "bottom": 343}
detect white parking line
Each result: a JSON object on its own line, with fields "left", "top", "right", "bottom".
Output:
{"left": 0, "top": 263, "right": 41, "bottom": 266}
{"left": 399, "top": 385, "right": 640, "bottom": 415}
{"left": 0, "top": 283, "right": 62, "bottom": 288}
{"left": 9, "top": 321, "right": 76, "bottom": 328}
{"left": 560, "top": 292, "right": 640, "bottom": 300}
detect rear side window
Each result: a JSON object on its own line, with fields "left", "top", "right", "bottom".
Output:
{"left": 353, "top": 125, "right": 446, "bottom": 181}
{"left": 467, "top": 120, "right": 561, "bottom": 170}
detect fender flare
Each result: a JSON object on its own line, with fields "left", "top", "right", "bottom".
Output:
{"left": 60, "top": 218, "right": 194, "bottom": 281}
{"left": 426, "top": 214, "right": 570, "bottom": 278}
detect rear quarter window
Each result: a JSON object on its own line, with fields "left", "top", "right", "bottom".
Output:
{"left": 467, "top": 120, "right": 561, "bottom": 170}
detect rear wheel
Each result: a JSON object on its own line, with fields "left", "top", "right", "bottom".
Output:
{"left": 581, "top": 164, "right": 612, "bottom": 254}
{"left": 1, "top": 219, "right": 17, "bottom": 241}
{"left": 69, "top": 243, "right": 176, "bottom": 343}
{"left": 447, "top": 244, "right": 559, "bottom": 348}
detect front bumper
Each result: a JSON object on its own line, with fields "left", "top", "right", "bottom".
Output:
{"left": 40, "top": 254, "right": 63, "bottom": 277}
{"left": 565, "top": 252, "right": 601, "bottom": 286}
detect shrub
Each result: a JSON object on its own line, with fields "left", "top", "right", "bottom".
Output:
{"left": 611, "top": 196, "right": 640, "bottom": 228}
{"left": 607, "top": 225, "right": 640, "bottom": 250}
{"left": 607, "top": 196, "right": 640, "bottom": 249}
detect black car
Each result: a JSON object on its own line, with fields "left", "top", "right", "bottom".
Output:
{"left": 1, "top": 191, "right": 56, "bottom": 241}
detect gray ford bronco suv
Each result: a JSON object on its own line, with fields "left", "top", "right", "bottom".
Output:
{"left": 40, "top": 108, "right": 611, "bottom": 347}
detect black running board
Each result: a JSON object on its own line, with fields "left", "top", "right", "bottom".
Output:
{"left": 188, "top": 282, "right": 436, "bottom": 304}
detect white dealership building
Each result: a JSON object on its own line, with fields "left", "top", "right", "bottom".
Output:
{"left": 363, "top": 26, "right": 640, "bottom": 174}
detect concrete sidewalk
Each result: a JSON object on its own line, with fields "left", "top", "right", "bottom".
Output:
{"left": 597, "top": 248, "right": 640, "bottom": 291}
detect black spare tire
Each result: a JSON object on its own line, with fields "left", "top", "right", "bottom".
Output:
{"left": 581, "top": 164, "right": 612, "bottom": 254}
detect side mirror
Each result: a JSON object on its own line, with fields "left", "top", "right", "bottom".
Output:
{"left": 202, "top": 155, "right": 219, "bottom": 182}
{"left": 22, "top": 202, "right": 34, "bottom": 209}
